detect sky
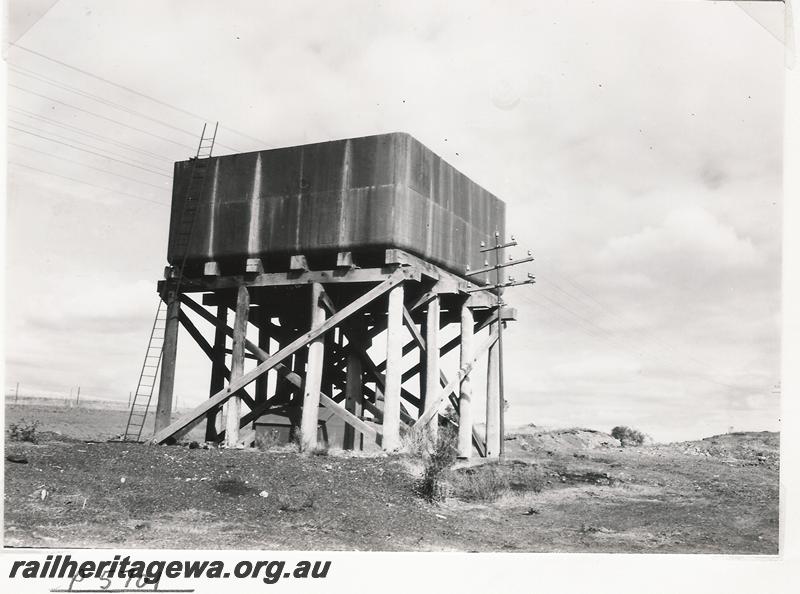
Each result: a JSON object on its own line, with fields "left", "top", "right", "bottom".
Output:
{"left": 2, "top": 0, "right": 786, "bottom": 442}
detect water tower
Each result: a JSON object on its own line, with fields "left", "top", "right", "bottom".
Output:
{"left": 134, "top": 131, "right": 518, "bottom": 458}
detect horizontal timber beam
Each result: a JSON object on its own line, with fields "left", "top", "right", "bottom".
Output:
{"left": 158, "top": 265, "right": 420, "bottom": 293}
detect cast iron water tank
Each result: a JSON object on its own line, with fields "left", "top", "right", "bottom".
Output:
{"left": 167, "top": 132, "right": 506, "bottom": 279}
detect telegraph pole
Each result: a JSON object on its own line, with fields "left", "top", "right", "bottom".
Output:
{"left": 467, "top": 232, "right": 535, "bottom": 460}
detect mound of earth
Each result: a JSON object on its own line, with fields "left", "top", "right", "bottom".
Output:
{"left": 506, "top": 427, "right": 621, "bottom": 456}
{"left": 664, "top": 431, "right": 779, "bottom": 468}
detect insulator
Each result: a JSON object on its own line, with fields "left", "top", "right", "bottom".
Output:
{"left": 511, "top": 235, "right": 516, "bottom": 241}
{"left": 527, "top": 249, "right": 532, "bottom": 256}
{"left": 480, "top": 241, "right": 486, "bottom": 247}
{"left": 495, "top": 231, "right": 500, "bottom": 237}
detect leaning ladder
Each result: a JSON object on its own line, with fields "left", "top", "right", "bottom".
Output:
{"left": 122, "top": 301, "right": 167, "bottom": 441}
{"left": 122, "top": 123, "right": 218, "bottom": 441}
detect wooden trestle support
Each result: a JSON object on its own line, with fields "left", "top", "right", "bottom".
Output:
{"left": 150, "top": 249, "right": 515, "bottom": 458}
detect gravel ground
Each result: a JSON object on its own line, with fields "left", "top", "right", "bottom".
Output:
{"left": 4, "top": 404, "right": 779, "bottom": 553}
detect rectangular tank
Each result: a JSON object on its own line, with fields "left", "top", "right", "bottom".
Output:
{"left": 167, "top": 132, "right": 506, "bottom": 280}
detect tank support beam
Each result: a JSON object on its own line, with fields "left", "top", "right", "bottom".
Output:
{"left": 154, "top": 287, "right": 180, "bottom": 434}
{"left": 225, "top": 285, "right": 250, "bottom": 447}
{"left": 207, "top": 304, "right": 227, "bottom": 441}
{"left": 422, "top": 296, "right": 440, "bottom": 439}
{"left": 382, "top": 282, "right": 404, "bottom": 451}
{"left": 343, "top": 352, "right": 363, "bottom": 450}
{"left": 457, "top": 299, "right": 474, "bottom": 459}
{"left": 300, "top": 283, "right": 326, "bottom": 451}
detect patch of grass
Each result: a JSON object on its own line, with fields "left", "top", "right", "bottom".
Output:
{"left": 9, "top": 419, "right": 40, "bottom": 443}
{"left": 213, "top": 478, "right": 257, "bottom": 497}
{"left": 311, "top": 445, "right": 329, "bottom": 457}
{"left": 450, "top": 465, "right": 509, "bottom": 502}
{"left": 276, "top": 490, "right": 314, "bottom": 512}
{"left": 254, "top": 429, "right": 284, "bottom": 451}
{"left": 449, "top": 461, "right": 545, "bottom": 502}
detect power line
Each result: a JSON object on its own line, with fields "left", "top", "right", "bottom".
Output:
{"left": 537, "top": 267, "right": 747, "bottom": 385}
{"left": 9, "top": 65, "right": 228, "bottom": 145}
{"left": 9, "top": 161, "right": 169, "bottom": 207}
{"left": 9, "top": 83, "right": 196, "bottom": 150}
{"left": 8, "top": 117, "right": 172, "bottom": 171}
{"left": 8, "top": 124, "right": 172, "bottom": 178}
{"left": 515, "top": 285, "right": 749, "bottom": 391}
{"left": 9, "top": 106, "right": 173, "bottom": 162}
{"left": 11, "top": 44, "right": 271, "bottom": 149}
{"left": 9, "top": 142, "right": 169, "bottom": 191}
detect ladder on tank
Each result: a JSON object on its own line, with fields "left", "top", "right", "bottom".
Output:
{"left": 122, "top": 123, "right": 218, "bottom": 441}
{"left": 172, "top": 122, "right": 218, "bottom": 277}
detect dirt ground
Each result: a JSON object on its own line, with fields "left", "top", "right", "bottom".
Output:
{"left": 3, "top": 403, "right": 779, "bottom": 553}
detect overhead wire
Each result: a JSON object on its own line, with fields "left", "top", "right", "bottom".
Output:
{"left": 11, "top": 44, "right": 271, "bottom": 149}
{"left": 9, "top": 106, "right": 174, "bottom": 162}
{"left": 8, "top": 118, "right": 172, "bottom": 173}
{"left": 9, "top": 161, "right": 170, "bottom": 207}
{"left": 7, "top": 119, "right": 172, "bottom": 173}
{"left": 512, "top": 278, "right": 753, "bottom": 391}
{"left": 9, "top": 142, "right": 169, "bottom": 191}
{"left": 9, "top": 83, "right": 196, "bottom": 150}
{"left": 534, "top": 268, "right": 752, "bottom": 389}
{"left": 9, "top": 65, "right": 243, "bottom": 150}
{"left": 8, "top": 124, "right": 171, "bottom": 178}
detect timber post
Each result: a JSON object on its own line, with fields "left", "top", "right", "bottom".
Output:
{"left": 206, "top": 303, "right": 228, "bottom": 441}
{"left": 155, "top": 284, "right": 180, "bottom": 434}
{"left": 300, "top": 282, "right": 326, "bottom": 451}
{"left": 422, "top": 295, "right": 440, "bottom": 440}
{"left": 382, "top": 281, "right": 404, "bottom": 451}
{"left": 255, "top": 308, "right": 271, "bottom": 407}
{"left": 343, "top": 351, "right": 363, "bottom": 450}
{"left": 457, "top": 298, "right": 474, "bottom": 458}
{"left": 225, "top": 285, "right": 250, "bottom": 447}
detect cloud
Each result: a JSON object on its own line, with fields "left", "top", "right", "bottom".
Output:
{"left": 27, "top": 280, "right": 156, "bottom": 334}
{"left": 597, "top": 207, "right": 763, "bottom": 277}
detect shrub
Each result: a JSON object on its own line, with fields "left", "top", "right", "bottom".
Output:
{"left": 611, "top": 425, "right": 647, "bottom": 447}
{"left": 419, "top": 425, "right": 458, "bottom": 502}
{"left": 9, "top": 419, "right": 39, "bottom": 443}
{"left": 401, "top": 424, "right": 436, "bottom": 457}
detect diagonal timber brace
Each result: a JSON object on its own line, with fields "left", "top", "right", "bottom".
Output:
{"left": 401, "top": 305, "right": 486, "bottom": 456}
{"left": 317, "top": 289, "right": 421, "bottom": 413}
{"left": 413, "top": 327, "right": 499, "bottom": 430}
{"left": 177, "top": 310, "right": 257, "bottom": 409}
{"left": 150, "top": 271, "right": 405, "bottom": 444}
